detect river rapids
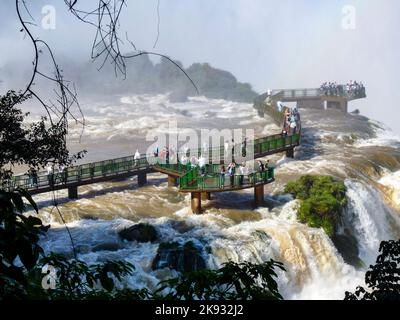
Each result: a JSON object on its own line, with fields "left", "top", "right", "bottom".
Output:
{"left": 31, "top": 94, "right": 400, "bottom": 300}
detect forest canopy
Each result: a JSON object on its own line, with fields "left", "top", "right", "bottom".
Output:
{"left": 1, "top": 56, "right": 258, "bottom": 103}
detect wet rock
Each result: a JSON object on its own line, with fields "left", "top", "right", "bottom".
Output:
{"left": 118, "top": 223, "right": 158, "bottom": 243}
{"left": 92, "top": 242, "right": 122, "bottom": 252}
{"left": 332, "top": 233, "right": 363, "bottom": 268}
{"left": 350, "top": 109, "right": 360, "bottom": 115}
{"left": 169, "top": 220, "right": 194, "bottom": 234}
{"left": 252, "top": 230, "right": 272, "bottom": 243}
{"left": 82, "top": 215, "right": 99, "bottom": 221}
{"left": 76, "top": 245, "right": 91, "bottom": 254}
{"left": 152, "top": 241, "right": 206, "bottom": 272}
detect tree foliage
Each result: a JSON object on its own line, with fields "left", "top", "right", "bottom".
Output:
{"left": 0, "top": 188, "right": 47, "bottom": 299}
{"left": 0, "top": 91, "right": 86, "bottom": 182}
{"left": 67, "top": 57, "right": 258, "bottom": 102}
{"left": 285, "top": 175, "right": 347, "bottom": 237}
{"left": 345, "top": 240, "right": 400, "bottom": 300}
{"left": 156, "top": 260, "right": 285, "bottom": 300}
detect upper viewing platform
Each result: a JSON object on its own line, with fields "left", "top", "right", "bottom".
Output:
{"left": 256, "top": 81, "right": 367, "bottom": 113}
{"left": 272, "top": 82, "right": 366, "bottom": 101}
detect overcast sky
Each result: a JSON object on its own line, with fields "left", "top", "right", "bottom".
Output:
{"left": 1, "top": 0, "right": 399, "bottom": 133}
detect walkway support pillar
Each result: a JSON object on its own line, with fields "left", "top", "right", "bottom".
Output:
{"left": 340, "top": 100, "right": 348, "bottom": 113}
{"left": 326, "top": 99, "right": 348, "bottom": 113}
{"left": 201, "top": 192, "right": 211, "bottom": 201}
{"left": 138, "top": 172, "right": 147, "bottom": 187}
{"left": 168, "top": 175, "right": 178, "bottom": 187}
{"left": 254, "top": 184, "right": 264, "bottom": 207}
{"left": 68, "top": 186, "right": 78, "bottom": 200}
{"left": 286, "top": 148, "right": 294, "bottom": 158}
{"left": 191, "top": 192, "right": 202, "bottom": 214}
{"left": 297, "top": 98, "right": 323, "bottom": 110}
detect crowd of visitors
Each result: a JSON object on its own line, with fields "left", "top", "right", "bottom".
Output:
{"left": 22, "top": 134, "right": 269, "bottom": 190}
{"left": 320, "top": 81, "right": 365, "bottom": 97}
{"left": 282, "top": 106, "right": 300, "bottom": 136}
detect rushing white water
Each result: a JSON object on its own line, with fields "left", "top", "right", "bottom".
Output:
{"left": 34, "top": 94, "right": 400, "bottom": 300}
{"left": 344, "top": 180, "right": 396, "bottom": 263}
{"left": 379, "top": 170, "right": 400, "bottom": 209}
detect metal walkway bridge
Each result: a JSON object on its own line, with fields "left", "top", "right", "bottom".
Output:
{"left": 5, "top": 130, "right": 300, "bottom": 213}
{"left": 7, "top": 85, "right": 339, "bottom": 213}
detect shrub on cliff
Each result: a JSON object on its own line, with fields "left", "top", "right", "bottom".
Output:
{"left": 284, "top": 175, "right": 347, "bottom": 237}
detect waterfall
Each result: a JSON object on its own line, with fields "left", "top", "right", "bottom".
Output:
{"left": 344, "top": 180, "right": 395, "bottom": 264}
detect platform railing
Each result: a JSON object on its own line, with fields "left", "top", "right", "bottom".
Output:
{"left": 4, "top": 120, "right": 299, "bottom": 193}
{"left": 179, "top": 165, "right": 275, "bottom": 191}
{"left": 270, "top": 86, "right": 366, "bottom": 99}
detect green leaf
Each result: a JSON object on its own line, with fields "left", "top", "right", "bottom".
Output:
{"left": 17, "top": 188, "right": 38, "bottom": 213}
{"left": 10, "top": 192, "right": 25, "bottom": 213}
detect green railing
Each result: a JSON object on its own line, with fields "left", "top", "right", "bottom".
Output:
{"left": 254, "top": 133, "right": 300, "bottom": 154}
{"left": 3, "top": 155, "right": 153, "bottom": 191}
{"left": 179, "top": 168, "right": 200, "bottom": 190}
{"left": 154, "top": 162, "right": 193, "bottom": 176}
{"left": 4, "top": 131, "right": 297, "bottom": 193}
{"left": 165, "top": 99, "right": 294, "bottom": 191}
{"left": 179, "top": 165, "right": 275, "bottom": 191}
{"left": 253, "top": 94, "right": 289, "bottom": 126}
{"left": 5, "top": 99, "right": 299, "bottom": 193}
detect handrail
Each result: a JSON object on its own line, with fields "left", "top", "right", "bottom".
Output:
{"left": 179, "top": 165, "right": 275, "bottom": 191}
{"left": 177, "top": 99, "right": 299, "bottom": 192}
{"left": 3, "top": 98, "right": 301, "bottom": 193}
{"left": 270, "top": 86, "right": 366, "bottom": 99}
{"left": 3, "top": 130, "right": 299, "bottom": 193}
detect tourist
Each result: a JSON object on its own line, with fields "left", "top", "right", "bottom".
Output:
{"left": 202, "top": 142, "right": 208, "bottom": 154}
{"left": 198, "top": 154, "right": 206, "bottom": 176}
{"left": 182, "top": 145, "right": 189, "bottom": 157}
{"left": 224, "top": 140, "right": 230, "bottom": 156}
{"left": 220, "top": 165, "right": 226, "bottom": 189}
{"left": 290, "top": 121, "right": 297, "bottom": 135}
{"left": 228, "top": 162, "right": 236, "bottom": 186}
{"left": 160, "top": 147, "right": 166, "bottom": 161}
{"left": 190, "top": 155, "right": 198, "bottom": 168}
{"left": 239, "top": 163, "right": 246, "bottom": 185}
{"left": 46, "top": 164, "right": 54, "bottom": 187}
{"left": 248, "top": 165, "right": 254, "bottom": 185}
{"left": 28, "top": 168, "right": 38, "bottom": 188}
{"left": 241, "top": 137, "right": 247, "bottom": 157}
{"left": 284, "top": 107, "right": 290, "bottom": 118}
{"left": 277, "top": 101, "right": 284, "bottom": 112}
{"left": 153, "top": 146, "right": 159, "bottom": 158}
{"left": 258, "top": 160, "right": 265, "bottom": 172}
{"left": 169, "top": 146, "right": 177, "bottom": 164}
{"left": 165, "top": 147, "right": 170, "bottom": 164}
{"left": 134, "top": 149, "right": 141, "bottom": 167}
{"left": 59, "top": 164, "right": 66, "bottom": 183}
{"left": 180, "top": 154, "right": 188, "bottom": 165}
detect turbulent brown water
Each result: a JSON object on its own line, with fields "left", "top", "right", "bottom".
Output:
{"left": 31, "top": 94, "right": 400, "bottom": 299}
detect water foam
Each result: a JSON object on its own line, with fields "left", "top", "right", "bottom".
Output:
{"left": 379, "top": 170, "right": 400, "bottom": 209}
